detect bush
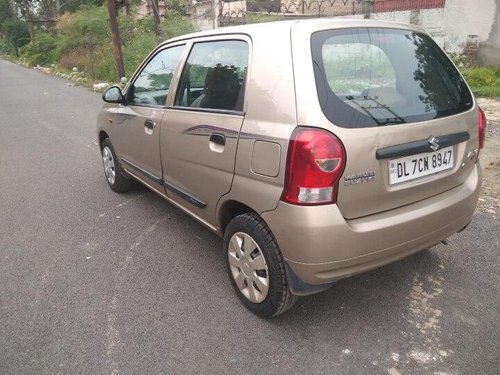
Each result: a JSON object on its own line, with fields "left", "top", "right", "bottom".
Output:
{"left": 0, "top": 39, "right": 10, "bottom": 54}
{"left": 463, "top": 67, "right": 496, "bottom": 87}
{"left": 92, "top": 48, "right": 120, "bottom": 82}
{"left": 161, "top": 15, "right": 194, "bottom": 39}
{"left": 2, "top": 19, "right": 30, "bottom": 55}
{"left": 462, "top": 67, "right": 500, "bottom": 98}
{"left": 448, "top": 52, "right": 467, "bottom": 68}
{"left": 21, "top": 33, "right": 59, "bottom": 65}
{"left": 164, "top": 0, "right": 188, "bottom": 16}
{"left": 4, "top": 5, "right": 196, "bottom": 83}
{"left": 56, "top": 6, "right": 109, "bottom": 54}
{"left": 119, "top": 15, "right": 194, "bottom": 79}
{"left": 59, "top": 51, "right": 81, "bottom": 70}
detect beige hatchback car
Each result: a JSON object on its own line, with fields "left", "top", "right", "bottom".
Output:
{"left": 97, "top": 19, "right": 485, "bottom": 317}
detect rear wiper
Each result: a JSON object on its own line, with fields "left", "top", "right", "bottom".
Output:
{"left": 377, "top": 118, "right": 406, "bottom": 125}
{"left": 346, "top": 95, "right": 406, "bottom": 126}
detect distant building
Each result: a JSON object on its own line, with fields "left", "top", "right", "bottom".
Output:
{"left": 373, "top": 0, "right": 446, "bottom": 12}
{"left": 137, "top": 0, "right": 167, "bottom": 17}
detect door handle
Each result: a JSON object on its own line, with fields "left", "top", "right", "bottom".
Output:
{"left": 144, "top": 120, "right": 155, "bottom": 130}
{"left": 209, "top": 133, "right": 225, "bottom": 146}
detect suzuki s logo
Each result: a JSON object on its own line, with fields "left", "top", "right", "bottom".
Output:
{"left": 428, "top": 136, "right": 440, "bottom": 152}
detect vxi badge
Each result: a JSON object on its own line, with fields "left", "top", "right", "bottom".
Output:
{"left": 344, "top": 171, "right": 376, "bottom": 186}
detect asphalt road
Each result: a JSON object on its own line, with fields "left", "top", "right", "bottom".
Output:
{"left": 0, "top": 59, "right": 499, "bottom": 375}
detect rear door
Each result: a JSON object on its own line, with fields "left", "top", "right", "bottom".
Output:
{"left": 161, "top": 37, "right": 249, "bottom": 225}
{"left": 293, "top": 23, "right": 477, "bottom": 219}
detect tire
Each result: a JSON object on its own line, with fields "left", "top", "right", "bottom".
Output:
{"left": 224, "top": 212, "right": 297, "bottom": 318}
{"left": 100, "top": 138, "right": 132, "bottom": 193}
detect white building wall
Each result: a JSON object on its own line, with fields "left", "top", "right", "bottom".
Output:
{"left": 334, "top": 0, "right": 500, "bottom": 64}
{"left": 441, "top": 0, "right": 497, "bottom": 52}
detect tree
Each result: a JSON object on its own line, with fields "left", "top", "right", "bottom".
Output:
{"left": 0, "top": 0, "right": 15, "bottom": 26}
{"left": 106, "top": 0, "right": 125, "bottom": 79}
{"left": 3, "top": 18, "right": 30, "bottom": 56}
{"left": 0, "top": 0, "right": 29, "bottom": 55}
{"left": 58, "top": 0, "right": 104, "bottom": 14}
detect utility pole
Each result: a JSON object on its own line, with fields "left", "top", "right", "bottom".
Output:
{"left": 211, "top": 0, "right": 216, "bottom": 29}
{"left": 125, "top": 0, "right": 130, "bottom": 16}
{"left": 150, "top": 0, "right": 162, "bottom": 38}
{"left": 361, "top": 0, "right": 372, "bottom": 18}
{"left": 106, "top": 0, "right": 126, "bottom": 80}
{"left": 22, "top": 0, "right": 34, "bottom": 39}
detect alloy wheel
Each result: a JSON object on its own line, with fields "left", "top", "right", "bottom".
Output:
{"left": 102, "top": 146, "right": 116, "bottom": 185}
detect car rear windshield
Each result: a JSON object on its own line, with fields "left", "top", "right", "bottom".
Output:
{"left": 311, "top": 28, "right": 473, "bottom": 128}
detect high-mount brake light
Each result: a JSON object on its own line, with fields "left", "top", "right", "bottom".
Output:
{"left": 281, "top": 127, "right": 346, "bottom": 205}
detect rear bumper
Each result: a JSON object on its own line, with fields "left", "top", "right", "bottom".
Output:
{"left": 262, "top": 164, "right": 481, "bottom": 286}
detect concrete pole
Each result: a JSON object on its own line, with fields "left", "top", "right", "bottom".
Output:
{"left": 106, "top": 0, "right": 126, "bottom": 80}
{"left": 150, "top": 0, "right": 162, "bottom": 38}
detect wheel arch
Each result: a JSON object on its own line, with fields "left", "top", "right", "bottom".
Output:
{"left": 218, "top": 200, "right": 258, "bottom": 235}
{"left": 98, "top": 130, "right": 109, "bottom": 149}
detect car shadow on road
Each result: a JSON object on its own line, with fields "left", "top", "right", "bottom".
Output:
{"left": 112, "top": 189, "right": 460, "bottom": 373}
{"left": 146, "top": 190, "right": 445, "bottom": 326}
{"left": 283, "top": 249, "right": 442, "bottom": 320}
{"left": 139, "top": 188, "right": 445, "bottom": 325}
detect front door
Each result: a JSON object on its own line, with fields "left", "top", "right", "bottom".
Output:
{"left": 112, "top": 45, "right": 185, "bottom": 190}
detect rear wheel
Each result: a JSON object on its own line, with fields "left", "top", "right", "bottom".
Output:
{"left": 224, "top": 212, "right": 297, "bottom": 318}
{"left": 100, "top": 138, "right": 132, "bottom": 193}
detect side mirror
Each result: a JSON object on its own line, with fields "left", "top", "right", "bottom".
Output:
{"left": 102, "top": 86, "right": 125, "bottom": 103}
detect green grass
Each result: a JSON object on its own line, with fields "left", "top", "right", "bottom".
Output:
{"left": 462, "top": 66, "right": 500, "bottom": 98}
{"left": 245, "top": 12, "right": 280, "bottom": 24}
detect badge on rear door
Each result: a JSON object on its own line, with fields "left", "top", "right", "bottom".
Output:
{"left": 428, "top": 136, "right": 440, "bottom": 152}
{"left": 344, "top": 171, "right": 375, "bottom": 186}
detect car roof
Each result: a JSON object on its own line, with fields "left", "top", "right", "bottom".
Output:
{"left": 159, "top": 18, "right": 427, "bottom": 46}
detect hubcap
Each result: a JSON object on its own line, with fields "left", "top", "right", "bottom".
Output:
{"left": 102, "top": 146, "right": 116, "bottom": 185}
{"left": 228, "top": 232, "right": 269, "bottom": 303}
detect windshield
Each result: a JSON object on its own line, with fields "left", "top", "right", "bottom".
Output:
{"left": 311, "top": 28, "right": 473, "bottom": 128}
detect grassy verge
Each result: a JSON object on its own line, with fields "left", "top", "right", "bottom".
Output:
{"left": 245, "top": 12, "right": 280, "bottom": 24}
{"left": 5, "top": 5, "right": 193, "bottom": 87}
{"left": 462, "top": 67, "right": 500, "bottom": 98}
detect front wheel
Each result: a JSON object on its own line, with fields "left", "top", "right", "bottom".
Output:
{"left": 100, "top": 138, "right": 132, "bottom": 193}
{"left": 224, "top": 212, "right": 297, "bottom": 318}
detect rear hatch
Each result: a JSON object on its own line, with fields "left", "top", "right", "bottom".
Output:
{"left": 302, "top": 24, "right": 478, "bottom": 219}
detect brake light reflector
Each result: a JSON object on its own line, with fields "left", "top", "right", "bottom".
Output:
{"left": 281, "top": 127, "right": 346, "bottom": 205}
{"left": 478, "top": 106, "right": 486, "bottom": 150}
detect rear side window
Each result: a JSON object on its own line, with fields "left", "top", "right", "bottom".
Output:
{"left": 175, "top": 40, "right": 248, "bottom": 111}
{"left": 311, "top": 28, "right": 473, "bottom": 128}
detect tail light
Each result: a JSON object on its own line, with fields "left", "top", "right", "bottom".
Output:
{"left": 478, "top": 106, "right": 487, "bottom": 150}
{"left": 281, "top": 127, "right": 346, "bottom": 205}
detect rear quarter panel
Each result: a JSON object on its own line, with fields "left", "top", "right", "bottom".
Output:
{"left": 217, "top": 24, "right": 297, "bottom": 227}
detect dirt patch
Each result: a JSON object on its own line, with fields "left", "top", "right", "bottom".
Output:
{"left": 477, "top": 98, "right": 500, "bottom": 215}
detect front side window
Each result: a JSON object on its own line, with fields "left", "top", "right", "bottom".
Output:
{"left": 129, "top": 45, "right": 184, "bottom": 106}
{"left": 311, "top": 28, "right": 473, "bottom": 128}
{"left": 175, "top": 40, "right": 248, "bottom": 111}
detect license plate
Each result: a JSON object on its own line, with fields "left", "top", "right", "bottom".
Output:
{"left": 389, "top": 146, "right": 454, "bottom": 185}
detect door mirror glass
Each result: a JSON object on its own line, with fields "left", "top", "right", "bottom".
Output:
{"left": 102, "top": 86, "right": 124, "bottom": 103}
